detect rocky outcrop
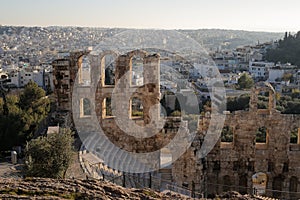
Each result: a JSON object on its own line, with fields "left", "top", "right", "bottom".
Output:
{"left": 0, "top": 177, "right": 196, "bottom": 200}
{"left": 0, "top": 177, "right": 263, "bottom": 200}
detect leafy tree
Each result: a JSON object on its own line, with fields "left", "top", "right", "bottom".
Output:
{"left": 24, "top": 128, "right": 74, "bottom": 178}
{"left": 0, "top": 112, "right": 25, "bottom": 151}
{"left": 227, "top": 94, "right": 250, "bottom": 112}
{"left": 282, "top": 101, "right": 300, "bottom": 114}
{"left": 19, "top": 81, "right": 50, "bottom": 139}
{"left": 237, "top": 73, "right": 254, "bottom": 89}
{"left": 0, "top": 82, "right": 50, "bottom": 151}
{"left": 19, "top": 81, "right": 48, "bottom": 111}
{"left": 0, "top": 95, "right": 25, "bottom": 151}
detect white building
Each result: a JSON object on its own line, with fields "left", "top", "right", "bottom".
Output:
{"left": 132, "top": 71, "right": 143, "bottom": 86}
{"left": 249, "top": 61, "right": 274, "bottom": 79}
{"left": 8, "top": 68, "right": 44, "bottom": 88}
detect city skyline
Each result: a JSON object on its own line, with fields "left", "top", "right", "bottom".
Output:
{"left": 1, "top": 0, "right": 300, "bottom": 32}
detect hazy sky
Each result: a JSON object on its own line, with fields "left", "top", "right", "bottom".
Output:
{"left": 1, "top": 0, "right": 300, "bottom": 32}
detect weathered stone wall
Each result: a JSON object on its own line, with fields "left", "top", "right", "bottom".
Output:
{"left": 53, "top": 50, "right": 188, "bottom": 172}
{"left": 178, "top": 84, "right": 300, "bottom": 199}
{"left": 52, "top": 50, "right": 90, "bottom": 111}
{"left": 53, "top": 51, "right": 300, "bottom": 199}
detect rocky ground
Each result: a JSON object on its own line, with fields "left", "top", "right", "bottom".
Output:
{"left": 0, "top": 177, "right": 264, "bottom": 200}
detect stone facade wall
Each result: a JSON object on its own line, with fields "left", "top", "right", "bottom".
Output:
{"left": 53, "top": 51, "right": 300, "bottom": 199}
{"left": 53, "top": 50, "right": 188, "bottom": 172}
{"left": 182, "top": 83, "right": 300, "bottom": 199}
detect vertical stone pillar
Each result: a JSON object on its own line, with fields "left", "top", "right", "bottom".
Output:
{"left": 116, "top": 55, "right": 130, "bottom": 89}
{"left": 143, "top": 54, "right": 160, "bottom": 124}
{"left": 100, "top": 55, "right": 106, "bottom": 87}
{"left": 249, "top": 88, "right": 258, "bottom": 112}
{"left": 268, "top": 88, "right": 276, "bottom": 112}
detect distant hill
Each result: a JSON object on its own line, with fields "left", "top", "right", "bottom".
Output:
{"left": 0, "top": 26, "right": 283, "bottom": 51}
{"left": 179, "top": 29, "right": 283, "bottom": 51}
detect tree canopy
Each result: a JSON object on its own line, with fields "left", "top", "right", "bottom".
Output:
{"left": 227, "top": 94, "right": 250, "bottom": 112}
{"left": 0, "top": 81, "right": 50, "bottom": 151}
{"left": 237, "top": 73, "right": 254, "bottom": 89}
{"left": 266, "top": 31, "right": 300, "bottom": 66}
{"left": 24, "top": 128, "right": 74, "bottom": 179}
{"left": 226, "top": 92, "right": 300, "bottom": 114}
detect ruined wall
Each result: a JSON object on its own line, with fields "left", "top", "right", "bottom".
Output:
{"left": 53, "top": 51, "right": 300, "bottom": 199}
{"left": 53, "top": 50, "right": 190, "bottom": 172}
{"left": 52, "top": 50, "right": 90, "bottom": 111}
{"left": 177, "top": 83, "right": 300, "bottom": 199}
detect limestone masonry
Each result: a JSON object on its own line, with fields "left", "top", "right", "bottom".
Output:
{"left": 52, "top": 50, "right": 300, "bottom": 199}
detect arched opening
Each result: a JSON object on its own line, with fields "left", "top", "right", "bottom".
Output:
{"left": 131, "top": 97, "right": 143, "bottom": 118}
{"left": 103, "top": 54, "right": 116, "bottom": 86}
{"left": 223, "top": 175, "right": 232, "bottom": 192}
{"left": 131, "top": 55, "right": 144, "bottom": 86}
{"left": 290, "top": 127, "right": 299, "bottom": 144}
{"left": 250, "top": 83, "right": 276, "bottom": 112}
{"left": 290, "top": 176, "right": 298, "bottom": 199}
{"left": 273, "top": 175, "right": 284, "bottom": 198}
{"left": 221, "top": 126, "right": 233, "bottom": 143}
{"left": 239, "top": 175, "right": 248, "bottom": 195}
{"left": 252, "top": 172, "right": 267, "bottom": 196}
{"left": 102, "top": 97, "right": 113, "bottom": 118}
{"left": 80, "top": 98, "right": 91, "bottom": 117}
{"left": 256, "top": 126, "right": 267, "bottom": 143}
{"left": 257, "top": 91, "right": 269, "bottom": 109}
{"left": 79, "top": 55, "right": 91, "bottom": 86}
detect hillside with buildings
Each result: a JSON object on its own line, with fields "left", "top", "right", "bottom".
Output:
{"left": 1, "top": 26, "right": 300, "bottom": 199}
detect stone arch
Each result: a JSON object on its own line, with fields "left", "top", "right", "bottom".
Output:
{"left": 256, "top": 126, "right": 267, "bottom": 143}
{"left": 239, "top": 174, "right": 248, "bottom": 195}
{"left": 290, "top": 176, "right": 298, "bottom": 199}
{"left": 128, "top": 50, "right": 147, "bottom": 87}
{"left": 252, "top": 172, "right": 268, "bottom": 195}
{"left": 223, "top": 175, "right": 232, "bottom": 192}
{"left": 80, "top": 98, "right": 91, "bottom": 117}
{"left": 102, "top": 97, "right": 113, "bottom": 118}
{"left": 78, "top": 55, "right": 91, "bottom": 86}
{"left": 250, "top": 82, "right": 276, "bottom": 112}
{"left": 290, "top": 127, "right": 300, "bottom": 144}
{"left": 131, "top": 56, "right": 144, "bottom": 86}
{"left": 130, "top": 96, "right": 144, "bottom": 118}
{"left": 273, "top": 175, "right": 284, "bottom": 198}
{"left": 99, "top": 51, "right": 119, "bottom": 87}
{"left": 126, "top": 49, "right": 148, "bottom": 60}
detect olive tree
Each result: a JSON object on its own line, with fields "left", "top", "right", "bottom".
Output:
{"left": 25, "top": 128, "right": 74, "bottom": 178}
